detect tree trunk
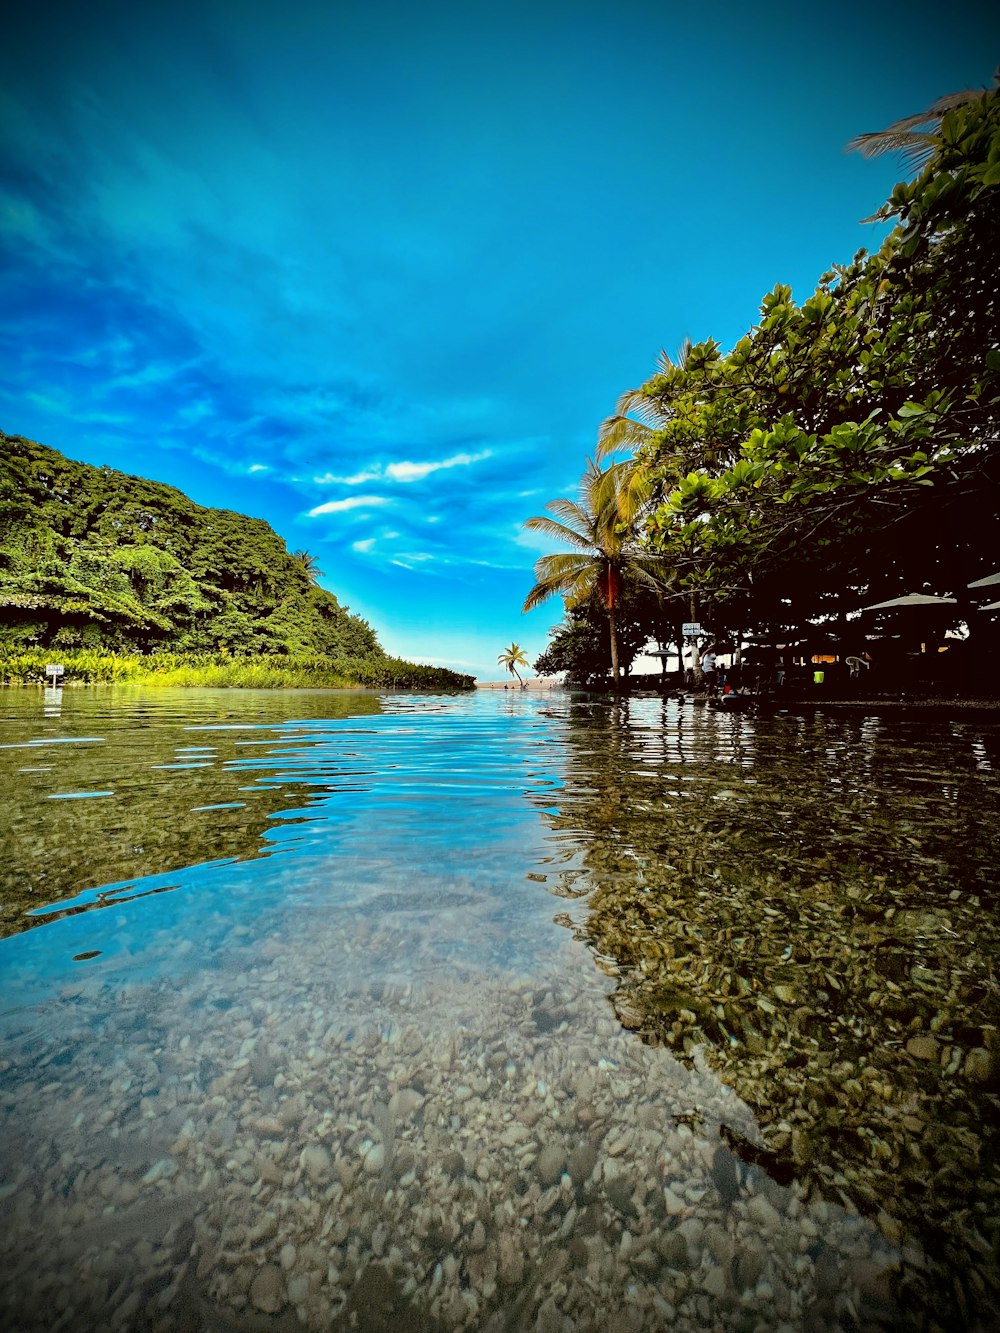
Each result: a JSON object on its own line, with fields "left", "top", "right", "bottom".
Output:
{"left": 608, "top": 605, "right": 621, "bottom": 688}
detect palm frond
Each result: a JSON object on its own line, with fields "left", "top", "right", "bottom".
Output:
{"left": 847, "top": 128, "right": 937, "bottom": 163}
{"left": 656, "top": 337, "right": 692, "bottom": 373}
{"left": 611, "top": 460, "right": 654, "bottom": 527}
{"left": 546, "top": 496, "right": 596, "bottom": 535}
{"left": 927, "top": 87, "right": 992, "bottom": 114}
{"left": 846, "top": 78, "right": 995, "bottom": 171}
{"left": 523, "top": 512, "right": 593, "bottom": 550}
{"left": 615, "top": 387, "right": 670, "bottom": 427}
{"left": 530, "top": 552, "right": 597, "bottom": 584}
{"left": 596, "top": 414, "right": 655, "bottom": 459}
{"left": 522, "top": 554, "right": 598, "bottom": 612}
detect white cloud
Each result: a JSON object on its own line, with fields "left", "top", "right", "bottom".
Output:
{"left": 312, "top": 450, "right": 491, "bottom": 488}
{"left": 313, "top": 468, "right": 380, "bottom": 485}
{"left": 352, "top": 537, "right": 376, "bottom": 552}
{"left": 308, "top": 495, "right": 391, "bottom": 516}
{"left": 385, "top": 449, "right": 491, "bottom": 482}
{"left": 247, "top": 462, "right": 269, "bottom": 473}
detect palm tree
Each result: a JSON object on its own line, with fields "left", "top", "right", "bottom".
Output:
{"left": 522, "top": 459, "right": 668, "bottom": 687}
{"left": 497, "top": 643, "right": 529, "bottom": 686}
{"left": 847, "top": 67, "right": 999, "bottom": 173}
{"left": 293, "top": 550, "right": 323, "bottom": 583}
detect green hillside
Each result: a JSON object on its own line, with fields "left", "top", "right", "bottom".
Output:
{"left": 0, "top": 433, "right": 471, "bottom": 688}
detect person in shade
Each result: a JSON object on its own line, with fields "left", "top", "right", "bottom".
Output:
{"left": 701, "top": 647, "right": 717, "bottom": 692}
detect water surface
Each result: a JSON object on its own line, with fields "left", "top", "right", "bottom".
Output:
{"left": 0, "top": 687, "right": 997, "bottom": 1331}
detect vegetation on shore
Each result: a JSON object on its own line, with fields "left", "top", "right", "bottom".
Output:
{"left": 527, "top": 78, "right": 1000, "bottom": 685}
{"left": 0, "top": 648, "right": 473, "bottom": 690}
{"left": 0, "top": 435, "right": 474, "bottom": 689}
{"left": 1, "top": 434, "right": 378, "bottom": 659}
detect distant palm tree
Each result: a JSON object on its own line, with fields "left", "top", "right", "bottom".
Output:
{"left": 847, "top": 67, "right": 999, "bottom": 173}
{"left": 522, "top": 459, "right": 667, "bottom": 687}
{"left": 498, "top": 642, "right": 529, "bottom": 686}
{"left": 293, "top": 550, "right": 323, "bottom": 583}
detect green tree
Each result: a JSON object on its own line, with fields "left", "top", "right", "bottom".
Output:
{"left": 497, "top": 642, "right": 529, "bottom": 686}
{"left": 522, "top": 460, "right": 668, "bottom": 687}
{"left": 608, "top": 85, "right": 1000, "bottom": 644}
{"left": 534, "top": 583, "right": 662, "bottom": 686}
{"left": 0, "top": 434, "right": 392, "bottom": 659}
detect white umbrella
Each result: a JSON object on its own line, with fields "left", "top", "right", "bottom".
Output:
{"left": 861, "top": 593, "right": 958, "bottom": 611}
{"left": 979, "top": 599, "right": 1000, "bottom": 611}
{"left": 968, "top": 572, "right": 1000, "bottom": 589}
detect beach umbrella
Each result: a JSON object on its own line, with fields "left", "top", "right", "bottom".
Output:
{"left": 861, "top": 593, "right": 958, "bottom": 611}
{"left": 968, "top": 572, "right": 1000, "bottom": 589}
{"left": 979, "top": 599, "right": 1000, "bottom": 611}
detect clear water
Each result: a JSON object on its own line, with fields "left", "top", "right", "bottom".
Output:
{"left": 0, "top": 687, "right": 997, "bottom": 1332}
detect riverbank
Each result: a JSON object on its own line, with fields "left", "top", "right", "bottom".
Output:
{"left": 480, "top": 679, "right": 1000, "bottom": 711}
{"left": 0, "top": 649, "right": 474, "bottom": 691}
{"left": 476, "top": 679, "right": 563, "bottom": 691}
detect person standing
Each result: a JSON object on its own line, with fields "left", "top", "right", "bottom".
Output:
{"left": 702, "top": 647, "right": 717, "bottom": 692}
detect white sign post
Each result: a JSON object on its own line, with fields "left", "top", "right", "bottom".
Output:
{"left": 682, "top": 622, "right": 703, "bottom": 638}
{"left": 45, "top": 663, "right": 65, "bottom": 686}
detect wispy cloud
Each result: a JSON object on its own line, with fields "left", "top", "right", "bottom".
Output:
{"left": 314, "top": 468, "right": 381, "bottom": 485}
{"left": 314, "top": 450, "right": 491, "bottom": 487}
{"left": 352, "top": 537, "right": 376, "bottom": 552}
{"left": 308, "top": 495, "right": 392, "bottom": 516}
{"left": 386, "top": 450, "right": 491, "bottom": 481}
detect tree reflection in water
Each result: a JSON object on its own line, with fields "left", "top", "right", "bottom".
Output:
{"left": 535, "top": 694, "right": 1000, "bottom": 1327}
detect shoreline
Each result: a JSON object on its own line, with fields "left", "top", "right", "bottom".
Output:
{"left": 477, "top": 681, "right": 1000, "bottom": 712}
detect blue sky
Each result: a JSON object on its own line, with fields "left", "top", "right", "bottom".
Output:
{"left": 2, "top": 2, "right": 997, "bottom": 679}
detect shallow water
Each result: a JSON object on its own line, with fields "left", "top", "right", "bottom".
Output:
{"left": 0, "top": 687, "right": 997, "bottom": 1331}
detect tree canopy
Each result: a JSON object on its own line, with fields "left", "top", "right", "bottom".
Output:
{"left": 0, "top": 433, "right": 384, "bottom": 658}
{"left": 525, "top": 82, "right": 1000, "bottom": 675}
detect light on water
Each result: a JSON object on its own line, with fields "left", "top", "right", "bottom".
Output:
{"left": 0, "top": 688, "right": 997, "bottom": 1331}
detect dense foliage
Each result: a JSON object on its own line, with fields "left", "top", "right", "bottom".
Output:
{"left": 0, "top": 435, "right": 473, "bottom": 688}
{"left": 528, "top": 84, "right": 1000, "bottom": 681}
{"left": 535, "top": 586, "right": 662, "bottom": 687}
{"left": 635, "top": 86, "right": 999, "bottom": 633}
{"left": 0, "top": 434, "right": 386, "bottom": 658}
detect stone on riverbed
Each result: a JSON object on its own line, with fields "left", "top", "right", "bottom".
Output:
{"left": 249, "top": 1265, "right": 285, "bottom": 1313}
{"left": 300, "top": 1145, "right": 330, "bottom": 1182}
{"left": 906, "top": 1035, "right": 940, "bottom": 1062}
{"left": 535, "top": 1144, "right": 565, "bottom": 1186}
